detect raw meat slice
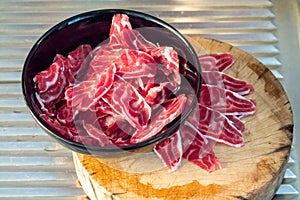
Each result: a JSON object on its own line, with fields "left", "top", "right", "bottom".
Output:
{"left": 150, "top": 46, "right": 180, "bottom": 75}
{"left": 89, "top": 47, "right": 127, "bottom": 77}
{"left": 198, "top": 53, "right": 234, "bottom": 72}
{"left": 34, "top": 55, "right": 68, "bottom": 115}
{"left": 33, "top": 54, "right": 66, "bottom": 93}
{"left": 209, "top": 53, "right": 234, "bottom": 72}
{"left": 98, "top": 115, "right": 134, "bottom": 146}
{"left": 40, "top": 114, "right": 79, "bottom": 142}
{"left": 57, "top": 102, "right": 76, "bottom": 126}
{"left": 180, "top": 123, "right": 221, "bottom": 172}
{"left": 110, "top": 29, "right": 157, "bottom": 51}
{"left": 103, "top": 76, "right": 152, "bottom": 130}
{"left": 114, "top": 49, "right": 157, "bottom": 79}
{"left": 199, "top": 84, "right": 256, "bottom": 116}
{"left": 65, "top": 64, "right": 116, "bottom": 111}
{"left": 187, "top": 104, "right": 244, "bottom": 147}
{"left": 109, "top": 14, "right": 132, "bottom": 36}
{"left": 144, "top": 82, "right": 175, "bottom": 108}
{"left": 67, "top": 44, "right": 93, "bottom": 75}
{"left": 91, "top": 99, "right": 116, "bottom": 119}
{"left": 202, "top": 71, "right": 254, "bottom": 96}
{"left": 154, "top": 130, "right": 182, "bottom": 172}
{"left": 82, "top": 121, "right": 113, "bottom": 147}
{"left": 89, "top": 30, "right": 156, "bottom": 79}
{"left": 198, "top": 55, "right": 218, "bottom": 72}
{"left": 226, "top": 115, "right": 245, "bottom": 132}
{"left": 130, "top": 94, "right": 187, "bottom": 143}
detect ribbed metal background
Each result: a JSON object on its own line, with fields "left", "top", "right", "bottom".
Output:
{"left": 0, "top": 0, "right": 298, "bottom": 199}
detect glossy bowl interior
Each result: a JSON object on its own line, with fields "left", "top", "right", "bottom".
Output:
{"left": 22, "top": 9, "right": 201, "bottom": 156}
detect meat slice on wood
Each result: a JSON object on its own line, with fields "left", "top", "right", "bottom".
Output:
{"left": 198, "top": 53, "right": 234, "bottom": 72}
{"left": 199, "top": 84, "right": 256, "bottom": 116}
{"left": 202, "top": 71, "right": 254, "bottom": 96}
{"left": 180, "top": 123, "right": 222, "bottom": 172}
{"left": 154, "top": 130, "right": 183, "bottom": 172}
{"left": 187, "top": 104, "right": 244, "bottom": 147}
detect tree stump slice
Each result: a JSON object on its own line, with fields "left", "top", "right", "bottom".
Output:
{"left": 73, "top": 37, "right": 293, "bottom": 200}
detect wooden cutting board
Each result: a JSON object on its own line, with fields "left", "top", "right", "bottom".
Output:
{"left": 73, "top": 37, "right": 293, "bottom": 200}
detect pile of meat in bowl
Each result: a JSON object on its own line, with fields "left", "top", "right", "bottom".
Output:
{"left": 22, "top": 10, "right": 201, "bottom": 155}
{"left": 23, "top": 10, "right": 256, "bottom": 173}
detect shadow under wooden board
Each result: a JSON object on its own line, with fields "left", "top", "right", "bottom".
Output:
{"left": 73, "top": 37, "right": 293, "bottom": 200}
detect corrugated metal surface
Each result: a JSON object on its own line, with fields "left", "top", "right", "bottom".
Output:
{"left": 0, "top": 0, "right": 298, "bottom": 199}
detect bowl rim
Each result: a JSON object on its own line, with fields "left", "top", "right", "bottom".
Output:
{"left": 22, "top": 8, "right": 201, "bottom": 154}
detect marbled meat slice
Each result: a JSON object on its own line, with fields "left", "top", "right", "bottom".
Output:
{"left": 110, "top": 29, "right": 157, "bottom": 51}
{"left": 154, "top": 130, "right": 182, "bottom": 172}
{"left": 198, "top": 53, "right": 234, "bottom": 72}
{"left": 226, "top": 115, "right": 245, "bottom": 132}
{"left": 103, "top": 76, "right": 152, "bottom": 130}
{"left": 114, "top": 49, "right": 157, "bottom": 79}
{"left": 202, "top": 71, "right": 254, "bottom": 96}
{"left": 130, "top": 94, "right": 187, "bottom": 144}
{"left": 109, "top": 13, "right": 132, "bottom": 36}
{"left": 67, "top": 44, "right": 93, "bottom": 76}
{"left": 88, "top": 47, "right": 127, "bottom": 78}
{"left": 180, "top": 123, "right": 221, "bottom": 172}
{"left": 56, "top": 101, "right": 76, "bottom": 126}
{"left": 64, "top": 65, "right": 116, "bottom": 111}
{"left": 40, "top": 114, "right": 80, "bottom": 143}
{"left": 150, "top": 46, "right": 180, "bottom": 75}
{"left": 187, "top": 104, "right": 244, "bottom": 147}
{"left": 34, "top": 55, "right": 68, "bottom": 115}
{"left": 98, "top": 115, "right": 134, "bottom": 146}
{"left": 199, "top": 84, "right": 256, "bottom": 116}
{"left": 82, "top": 121, "right": 113, "bottom": 147}
{"left": 34, "top": 54, "right": 66, "bottom": 94}
{"left": 144, "top": 81, "right": 176, "bottom": 108}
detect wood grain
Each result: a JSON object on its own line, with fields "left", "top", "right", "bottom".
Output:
{"left": 73, "top": 37, "right": 293, "bottom": 200}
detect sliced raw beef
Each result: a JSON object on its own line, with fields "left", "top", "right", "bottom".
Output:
{"left": 114, "top": 49, "right": 157, "bottom": 79}
{"left": 199, "top": 84, "right": 256, "bottom": 116}
{"left": 65, "top": 64, "right": 116, "bottom": 111}
{"left": 226, "top": 115, "right": 245, "bottom": 132}
{"left": 198, "top": 53, "right": 234, "bottom": 72}
{"left": 56, "top": 101, "right": 76, "bottom": 126}
{"left": 40, "top": 114, "right": 80, "bottom": 142}
{"left": 103, "top": 76, "right": 152, "bottom": 130}
{"left": 33, "top": 13, "right": 257, "bottom": 174}
{"left": 130, "top": 94, "right": 187, "bottom": 143}
{"left": 88, "top": 47, "right": 126, "bottom": 78}
{"left": 154, "top": 130, "right": 182, "bottom": 172}
{"left": 109, "top": 14, "right": 132, "bottom": 36}
{"left": 144, "top": 81, "right": 175, "bottom": 108}
{"left": 150, "top": 46, "right": 180, "bottom": 75}
{"left": 180, "top": 123, "right": 221, "bottom": 172}
{"left": 33, "top": 54, "right": 66, "bottom": 93}
{"left": 187, "top": 104, "right": 244, "bottom": 147}
{"left": 110, "top": 29, "right": 157, "bottom": 51}
{"left": 90, "top": 99, "right": 116, "bottom": 119}
{"left": 98, "top": 115, "right": 134, "bottom": 146}
{"left": 198, "top": 55, "right": 218, "bottom": 72}
{"left": 66, "top": 44, "right": 93, "bottom": 76}
{"left": 34, "top": 55, "right": 68, "bottom": 115}
{"left": 202, "top": 71, "right": 254, "bottom": 96}
{"left": 82, "top": 121, "right": 113, "bottom": 147}
{"left": 209, "top": 53, "right": 234, "bottom": 72}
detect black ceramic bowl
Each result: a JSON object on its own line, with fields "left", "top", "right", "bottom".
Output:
{"left": 22, "top": 9, "right": 201, "bottom": 156}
